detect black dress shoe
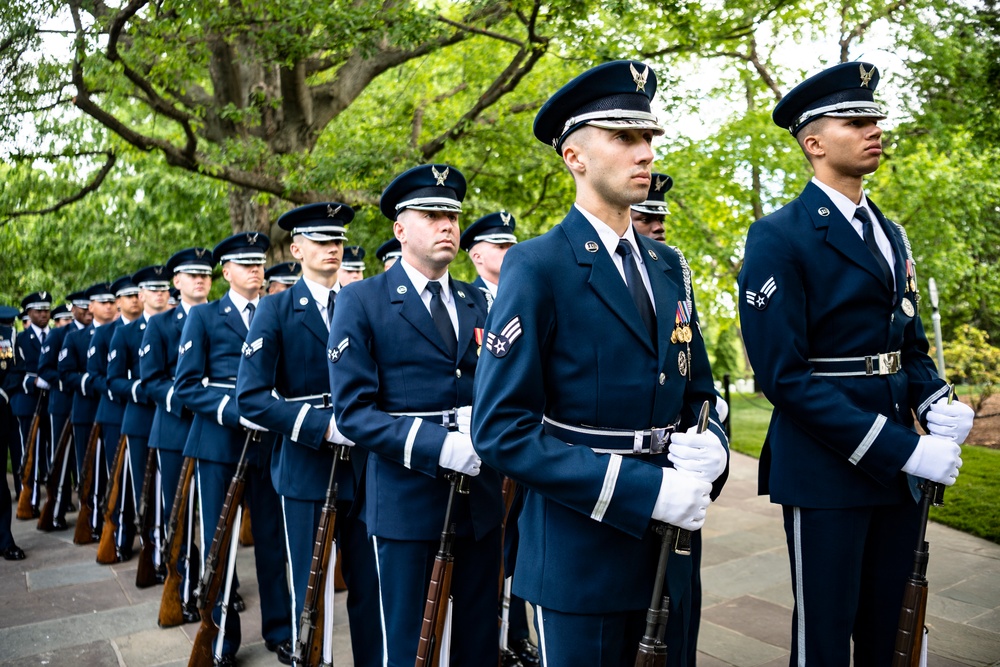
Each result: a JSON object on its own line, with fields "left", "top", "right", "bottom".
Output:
{"left": 182, "top": 603, "right": 201, "bottom": 624}
{"left": 52, "top": 517, "right": 69, "bottom": 531}
{"left": 500, "top": 647, "right": 524, "bottom": 667}
{"left": 2, "top": 546, "right": 26, "bottom": 561}
{"left": 231, "top": 592, "right": 246, "bottom": 612}
{"left": 510, "top": 638, "right": 540, "bottom": 667}
{"left": 31, "top": 506, "right": 40, "bottom": 519}
{"left": 265, "top": 639, "right": 294, "bottom": 665}
{"left": 216, "top": 653, "right": 238, "bottom": 667}
{"left": 66, "top": 501, "right": 76, "bottom": 512}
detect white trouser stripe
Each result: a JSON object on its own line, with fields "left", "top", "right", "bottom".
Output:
{"left": 196, "top": 462, "right": 205, "bottom": 569}
{"left": 403, "top": 418, "right": 422, "bottom": 470}
{"left": 372, "top": 536, "right": 390, "bottom": 667}
{"left": 849, "top": 414, "right": 886, "bottom": 465}
{"left": 216, "top": 395, "right": 230, "bottom": 425}
{"left": 280, "top": 497, "right": 298, "bottom": 646}
{"left": 591, "top": 454, "right": 623, "bottom": 521}
{"left": 536, "top": 604, "right": 548, "bottom": 667}
{"left": 793, "top": 507, "right": 806, "bottom": 667}
{"left": 291, "top": 404, "right": 310, "bottom": 442}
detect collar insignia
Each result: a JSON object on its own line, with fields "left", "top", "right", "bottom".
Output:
{"left": 630, "top": 62, "right": 649, "bottom": 92}
{"left": 859, "top": 64, "right": 874, "bottom": 88}
{"left": 432, "top": 165, "right": 449, "bottom": 186}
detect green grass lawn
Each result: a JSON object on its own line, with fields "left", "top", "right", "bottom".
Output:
{"left": 727, "top": 392, "right": 1000, "bottom": 545}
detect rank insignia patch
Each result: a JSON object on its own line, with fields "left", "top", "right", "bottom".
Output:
{"left": 485, "top": 316, "right": 522, "bottom": 358}
{"left": 179, "top": 340, "right": 193, "bottom": 355}
{"left": 139, "top": 344, "right": 150, "bottom": 357}
{"left": 58, "top": 348, "right": 68, "bottom": 361}
{"left": 242, "top": 337, "right": 263, "bottom": 358}
{"left": 745, "top": 275, "right": 778, "bottom": 311}
{"left": 328, "top": 337, "right": 349, "bottom": 363}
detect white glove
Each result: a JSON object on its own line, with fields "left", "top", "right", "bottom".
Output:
{"left": 34, "top": 377, "right": 51, "bottom": 390}
{"left": 927, "top": 397, "right": 975, "bottom": 445}
{"left": 668, "top": 426, "right": 728, "bottom": 483}
{"left": 902, "top": 435, "right": 963, "bottom": 486}
{"left": 715, "top": 396, "right": 729, "bottom": 423}
{"left": 325, "top": 414, "right": 355, "bottom": 446}
{"left": 438, "top": 432, "right": 481, "bottom": 476}
{"left": 456, "top": 405, "right": 472, "bottom": 435}
{"left": 238, "top": 416, "right": 267, "bottom": 432}
{"left": 651, "top": 468, "right": 713, "bottom": 531}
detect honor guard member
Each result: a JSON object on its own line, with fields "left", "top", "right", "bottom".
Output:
{"left": 339, "top": 245, "right": 366, "bottom": 285}
{"left": 265, "top": 261, "right": 301, "bottom": 295}
{"left": 375, "top": 238, "right": 402, "bottom": 271}
{"left": 238, "top": 203, "right": 381, "bottom": 667}
{"left": 460, "top": 210, "right": 518, "bottom": 301}
{"left": 630, "top": 173, "right": 672, "bottom": 243}
{"left": 59, "top": 283, "right": 116, "bottom": 504}
{"left": 141, "top": 247, "right": 214, "bottom": 621}
{"left": 50, "top": 304, "right": 76, "bottom": 327}
{"left": 1, "top": 306, "right": 26, "bottom": 559}
{"left": 167, "top": 287, "right": 180, "bottom": 309}
{"left": 329, "top": 164, "right": 503, "bottom": 667}
{"left": 108, "top": 265, "right": 172, "bottom": 557}
{"left": 738, "top": 62, "right": 973, "bottom": 666}
{"left": 174, "top": 232, "right": 293, "bottom": 666}
{"left": 5, "top": 291, "right": 53, "bottom": 511}
{"left": 472, "top": 61, "right": 730, "bottom": 667}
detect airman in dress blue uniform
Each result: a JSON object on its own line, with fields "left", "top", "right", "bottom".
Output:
{"left": 630, "top": 173, "right": 672, "bottom": 243}
{"left": 375, "top": 238, "right": 402, "bottom": 271}
{"left": 49, "top": 304, "right": 75, "bottom": 327}
{"left": 329, "top": 164, "right": 503, "bottom": 667}
{"left": 472, "top": 61, "right": 730, "bottom": 667}
{"left": 108, "top": 265, "right": 172, "bottom": 563}
{"left": 174, "top": 232, "right": 293, "bottom": 666}
{"left": 141, "top": 247, "right": 214, "bottom": 622}
{"left": 460, "top": 210, "right": 518, "bottom": 303}
{"left": 339, "top": 245, "right": 366, "bottom": 285}
{"left": 5, "top": 291, "right": 54, "bottom": 514}
{"left": 1, "top": 305, "right": 26, "bottom": 560}
{"left": 237, "top": 203, "right": 381, "bottom": 667}
{"left": 265, "top": 261, "right": 300, "bottom": 295}
{"left": 737, "top": 62, "right": 974, "bottom": 666}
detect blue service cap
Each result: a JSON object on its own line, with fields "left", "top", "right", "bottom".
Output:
{"left": 66, "top": 290, "right": 91, "bottom": 309}
{"left": 86, "top": 282, "right": 117, "bottom": 303}
{"left": 167, "top": 247, "right": 215, "bottom": 275}
{"left": 0, "top": 305, "right": 19, "bottom": 324}
{"left": 168, "top": 287, "right": 180, "bottom": 305}
{"left": 380, "top": 164, "right": 466, "bottom": 221}
{"left": 773, "top": 62, "right": 886, "bottom": 136}
{"left": 133, "top": 265, "right": 171, "bottom": 291}
{"left": 50, "top": 304, "right": 73, "bottom": 320}
{"left": 460, "top": 211, "right": 518, "bottom": 252}
{"left": 278, "top": 203, "right": 354, "bottom": 242}
{"left": 341, "top": 246, "right": 366, "bottom": 272}
{"left": 534, "top": 60, "right": 665, "bottom": 153}
{"left": 375, "top": 238, "right": 402, "bottom": 264}
{"left": 631, "top": 173, "right": 673, "bottom": 216}
{"left": 110, "top": 275, "right": 139, "bottom": 298}
{"left": 20, "top": 291, "right": 52, "bottom": 311}
{"left": 264, "top": 261, "right": 301, "bottom": 285}
{"left": 213, "top": 232, "right": 270, "bottom": 265}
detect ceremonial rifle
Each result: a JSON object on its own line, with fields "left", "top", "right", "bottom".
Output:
{"left": 415, "top": 472, "right": 469, "bottom": 667}
{"left": 295, "top": 445, "right": 350, "bottom": 667}
{"left": 188, "top": 431, "right": 256, "bottom": 667}
{"left": 159, "top": 456, "right": 196, "bottom": 627}
{"left": 634, "top": 400, "right": 711, "bottom": 667}
{"left": 73, "top": 423, "right": 103, "bottom": 544}
{"left": 238, "top": 504, "right": 254, "bottom": 546}
{"left": 16, "top": 389, "right": 46, "bottom": 519}
{"left": 96, "top": 434, "right": 129, "bottom": 564}
{"left": 37, "top": 419, "right": 73, "bottom": 531}
{"left": 892, "top": 386, "right": 955, "bottom": 666}
{"left": 135, "top": 447, "right": 161, "bottom": 588}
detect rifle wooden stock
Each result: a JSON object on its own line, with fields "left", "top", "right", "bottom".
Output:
{"left": 295, "top": 446, "right": 348, "bottom": 667}
{"left": 159, "top": 456, "right": 196, "bottom": 627}
{"left": 188, "top": 432, "right": 255, "bottom": 667}
{"left": 135, "top": 448, "right": 161, "bottom": 588}
{"left": 37, "top": 420, "right": 73, "bottom": 531}
{"left": 74, "top": 423, "right": 103, "bottom": 544}
{"left": 415, "top": 473, "right": 468, "bottom": 667}
{"left": 238, "top": 504, "right": 254, "bottom": 546}
{"left": 96, "top": 434, "right": 129, "bottom": 564}
{"left": 892, "top": 481, "right": 942, "bottom": 667}
{"left": 16, "top": 392, "right": 46, "bottom": 519}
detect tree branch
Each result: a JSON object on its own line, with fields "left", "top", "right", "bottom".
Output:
{"left": 436, "top": 15, "right": 524, "bottom": 47}
{"left": 0, "top": 151, "right": 116, "bottom": 226}
{"left": 839, "top": 0, "right": 909, "bottom": 62}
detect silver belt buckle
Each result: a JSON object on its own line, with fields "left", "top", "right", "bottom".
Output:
{"left": 442, "top": 409, "right": 457, "bottom": 429}
{"left": 879, "top": 352, "right": 900, "bottom": 375}
{"left": 650, "top": 428, "right": 669, "bottom": 454}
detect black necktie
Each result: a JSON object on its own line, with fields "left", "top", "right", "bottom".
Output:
{"left": 616, "top": 240, "right": 657, "bottom": 341}
{"left": 855, "top": 207, "right": 893, "bottom": 288}
{"left": 326, "top": 289, "right": 336, "bottom": 328}
{"left": 39, "top": 329, "right": 46, "bottom": 344}
{"left": 245, "top": 302, "right": 255, "bottom": 327}
{"left": 425, "top": 281, "right": 456, "bottom": 358}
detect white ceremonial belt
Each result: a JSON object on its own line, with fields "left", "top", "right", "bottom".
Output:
{"left": 810, "top": 351, "right": 902, "bottom": 377}
{"left": 542, "top": 415, "right": 679, "bottom": 455}
{"left": 201, "top": 377, "right": 236, "bottom": 389}
{"left": 389, "top": 408, "right": 459, "bottom": 430}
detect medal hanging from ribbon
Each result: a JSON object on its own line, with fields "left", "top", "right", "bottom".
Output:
{"left": 474, "top": 327, "right": 484, "bottom": 356}
{"left": 671, "top": 301, "right": 693, "bottom": 379}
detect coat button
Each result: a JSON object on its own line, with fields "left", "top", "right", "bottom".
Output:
{"left": 895, "top": 403, "right": 900, "bottom": 412}
{"left": 891, "top": 314, "right": 895, "bottom": 323}
{"left": 658, "top": 373, "right": 666, "bottom": 385}
{"left": 455, "top": 369, "right": 462, "bottom": 378}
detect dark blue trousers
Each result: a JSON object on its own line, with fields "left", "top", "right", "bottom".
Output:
{"left": 782, "top": 503, "right": 921, "bottom": 667}
{"left": 126, "top": 434, "right": 148, "bottom": 500}
{"left": 72, "top": 423, "right": 94, "bottom": 480}
{"left": 197, "top": 457, "right": 292, "bottom": 657}
{"left": 100, "top": 423, "right": 121, "bottom": 471}
{"left": 16, "top": 413, "right": 50, "bottom": 507}
{"left": 281, "top": 495, "right": 382, "bottom": 667}
{"left": 373, "top": 527, "right": 501, "bottom": 667}
{"left": 1, "top": 404, "right": 16, "bottom": 550}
